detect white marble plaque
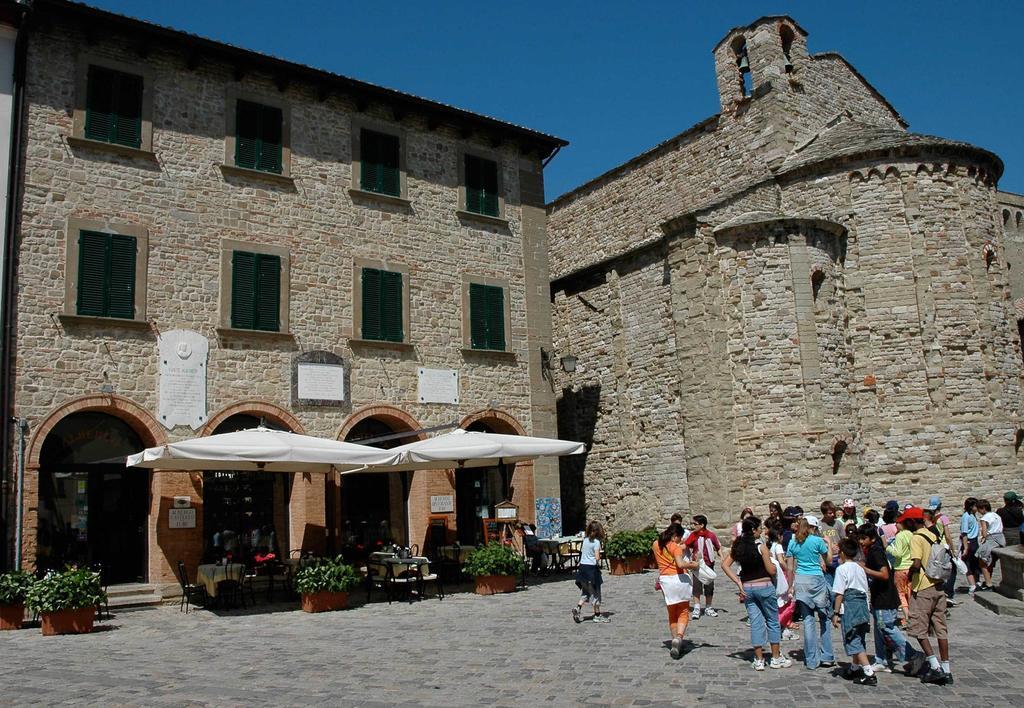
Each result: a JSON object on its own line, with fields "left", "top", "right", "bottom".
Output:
{"left": 158, "top": 330, "right": 208, "bottom": 430}
{"left": 418, "top": 368, "right": 459, "bottom": 405}
{"left": 168, "top": 508, "right": 196, "bottom": 529}
{"left": 297, "top": 363, "right": 346, "bottom": 402}
{"left": 430, "top": 495, "right": 454, "bottom": 513}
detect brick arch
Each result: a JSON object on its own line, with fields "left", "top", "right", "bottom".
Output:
{"left": 459, "top": 408, "right": 527, "bottom": 436}
{"left": 337, "top": 404, "right": 426, "bottom": 442}
{"left": 27, "top": 394, "right": 167, "bottom": 472}
{"left": 199, "top": 399, "right": 305, "bottom": 436}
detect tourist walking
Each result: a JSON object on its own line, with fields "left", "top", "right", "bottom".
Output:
{"left": 652, "top": 523, "right": 699, "bottom": 659}
{"left": 977, "top": 499, "right": 1005, "bottom": 591}
{"left": 996, "top": 491, "right": 1023, "bottom": 546}
{"left": 831, "top": 538, "right": 876, "bottom": 685}
{"left": 819, "top": 501, "right": 844, "bottom": 586}
{"left": 888, "top": 514, "right": 914, "bottom": 622}
{"left": 840, "top": 499, "right": 862, "bottom": 527}
{"left": 786, "top": 516, "right": 836, "bottom": 670}
{"left": 573, "top": 521, "right": 608, "bottom": 623}
{"left": 856, "top": 523, "right": 918, "bottom": 674}
{"left": 722, "top": 516, "right": 793, "bottom": 670}
{"left": 904, "top": 507, "right": 953, "bottom": 685}
{"left": 880, "top": 500, "right": 900, "bottom": 545}
{"left": 767, "top": 523, "right": 797, "bottom": 641}
{"left": 684, "top": 514, "right": 721, "bottom": 620}
{"left": 959, "top": 497, "right": 980, "bottom": 595}
{"left": 768, "top": 501, "right": 783, "bottom": 524}
{"left": 732, "top": 507, "right": 754, "bottom": 540}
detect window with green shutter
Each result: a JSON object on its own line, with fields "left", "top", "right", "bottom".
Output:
{"left": 235, "top": 100, "right": 283, "bottom": 174}
{"left": 231, "top": 250, "right": 281, "bottom": 331}
{"left": 361, "top": 267, "right": 403, "bottom": 342}
{"left": 76, "top": 230, "right": 136, "bottom": 319}
{"left": 469, "top": 283, "right": 505, "bottom": 350}
{"left": 84, "top": 65, "right": 143, "bottom": 149}
{"left": 465, "top": 154, "right": 499, "bottom": 217}
{"left": 360, "top": 129, "right": 401, "bottom": 196}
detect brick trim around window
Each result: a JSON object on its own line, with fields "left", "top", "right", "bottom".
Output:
{"left": 458, "top": 147, "right": 506, "bottom": 221}
{"left": 63, "top": 216, "right": 148, "bottom": 321}
{"left": 461, "top": 274, "right": 511, "bottom": 352}
{"left": 218, "top": 238, "right": 291, "bottom": 333}
{"left": 72, "top": 53, "right": 155, "bottom": 154}
{"left": 350, "top": 117, "right": 408, "bottom": 202}
{"left": 352, "top": 257, "right": 411, "bottom": 345}
{"left": 223, "top": 87, "right": 292, "bottom": 178}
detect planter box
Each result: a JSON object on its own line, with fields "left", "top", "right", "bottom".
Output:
{"left": 609, "top": 557, "right": 647, "bottom": 576}
{"left": 40, "top": 607, "right": 95, "bottom": 636}
{"left": 474, "top": 574, "right": 517, "bottom": 595}
{"left": 300, "top": 591, "right": 349, "bottom": 613}
{"left": 0, "top": 603, "right": 24, "bottom": 630}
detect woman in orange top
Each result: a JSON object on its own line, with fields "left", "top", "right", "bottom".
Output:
{"left": 653, "top": 522, "right": 700, "bottom": 659}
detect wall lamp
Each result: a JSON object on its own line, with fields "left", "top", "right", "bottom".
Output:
{"left": 559, "top": 354, "right": 578, "bottom": 373}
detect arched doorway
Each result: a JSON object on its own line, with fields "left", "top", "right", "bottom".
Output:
{"left": 337, "top": 410, "right": 420, "bottom": 555}
{"left": 37, "top": 412, "right": 149, "bottom": 582}
{"left": 202, "top": 414, "right": 291, "bottom": 564}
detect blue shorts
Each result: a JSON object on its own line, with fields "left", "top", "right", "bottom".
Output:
{"left": 843, "top": 624, "right": 868, "bottom": 656}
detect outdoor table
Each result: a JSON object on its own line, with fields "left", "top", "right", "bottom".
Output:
{"left": 383, "top": 556, "right": 431, "bottom": 603}
{"left": 196, "top": 563, "right": 245, "bottom": 598}
{"left": 437, "top": 545, "right": 473, "bottom": 563}
{"left": 538, "top": 536, "right": 579, "bottom": 569}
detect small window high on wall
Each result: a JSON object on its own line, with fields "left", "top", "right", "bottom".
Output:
{"left": 780, "top": 24, "right": 795, "bottom": 72}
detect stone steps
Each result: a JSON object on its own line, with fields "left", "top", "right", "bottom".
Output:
{"left": 105, "top": 583, "right": 162, "bottom": 610}
{"left": 975, "top": 590, "right": 1024, "bottom": 617}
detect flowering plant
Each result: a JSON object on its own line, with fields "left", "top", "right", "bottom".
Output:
{"left": 25, "top": 567, "right": 105, "bottom": 614}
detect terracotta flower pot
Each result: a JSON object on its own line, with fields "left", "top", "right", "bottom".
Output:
{"left": 300, "top": 591, "right": 349, "bottom": 613}
{"left": 0, "top": 603, "right": 25, "bottom": 630}
{"left": 610, "top": 556, "right": 646, "bottom": 576}
{"left": 474, "top": 574, "right": 517, "bottom": 595}
{"left": 40, "top": 607, "right": 95, "bottom": 636}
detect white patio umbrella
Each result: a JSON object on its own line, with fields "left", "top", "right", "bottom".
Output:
{"left": 341, "top": 427, "right": 586, "bottom": 474}
{"left": 126, "top": 426, "right": 401, "bottom": 473}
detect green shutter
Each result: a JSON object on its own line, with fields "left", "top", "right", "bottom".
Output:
{"left": 84, "top": 65, "right": 142, "bottom": 148}
{"left": 76, "top": 231, "right": 109, "bottom": 316}
{"left": 481, "top": 159, "right": 499, "bottom": 216}
{"left": 465, "top": 155, "right": 482, "bottom": 214}
{"left": 361, "top": 267, "right": 382, "bottom": 340}
{"left": 235, "top": 100, "right": 260, "bottom": 170}
{"left": 76, "top": 230, "right": 136, "bottom": 319}
{"left": 469, "top": 283, "right": 505, "bottom": 350}
{"left": 231, "top": 251, "right": 257, "bottom": 330}
{"left": 361, "top": 130, "right": 400, "bottom": 196}
{"left": 254, "top": 254, "right": 281, "bottom": 331}
{"left": 380, "top": 270, "right": 403, "bottom": 342}
{"left": 107, "top": 235, "right": 136, "bottom": 319}
{"left": 256, "top": 104, "right": 283, "bottom": 174}
{"left": 465, "top": 155, "right": 499, "bottom": 216}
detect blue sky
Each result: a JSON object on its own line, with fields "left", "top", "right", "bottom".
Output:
{"left": 86, "top": 1, "right": 1022, "bottom": 201}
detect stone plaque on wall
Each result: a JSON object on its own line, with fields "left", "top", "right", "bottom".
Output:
{"left": 158, "top": 330, "right": 209, "bottom": 430}
{"left": 418, "top": 367, "right": 459, "bottom": 405}
{"left": 292, "top": 350, "right": 349, "bottom": 407}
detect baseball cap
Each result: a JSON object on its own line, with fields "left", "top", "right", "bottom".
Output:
{"left": 1005, "top": 491, "right": 1020, "bottom": 503}
{"left": 805, "top": 515, "right": 820, "bottom": 528}
{"left": 884, "top": 500, "right": 900, "bottom": 512}
{"left": 782, "top": 506, "right": 801, "bottom": 519}
{"left": 896, "top": 507, "right": 924, "bottom": 523}
{"left": 842, "top": 498, "right": 855, "bottom": 508}
{"left": 903, "top": 503, "right": 914, "bottom": 511}
{"left": 927, "top": 495, "right": 941, "bottom": 511}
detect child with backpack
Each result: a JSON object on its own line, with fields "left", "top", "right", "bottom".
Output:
{"left": 902, "top": 507, "right": 953, "bottom": 685}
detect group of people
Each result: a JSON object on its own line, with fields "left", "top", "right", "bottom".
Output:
{"left": 569, "top": 490, "right": 1023, "bottom": 688}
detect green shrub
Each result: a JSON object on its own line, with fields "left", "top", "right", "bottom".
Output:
{"left": 637, "top": 527, "right": 660, "bottom": 549}
{"left": 604, "top": 530, "right": 652, "bottom": 559}
{"left": 25, "top": 567, "right": 105, "bottom": 613}
{"left": 464, "top": 543, "right": 526, "bottom": 577}
{"left": 292, "top": 557, "right": 361, "bottom": 594}
{"left": 0, "top": 570, "right": 35, "bottom": 605}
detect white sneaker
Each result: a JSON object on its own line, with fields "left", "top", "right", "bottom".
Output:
{"left": 769, "top": 656, "right": 793, "bottom": 669}
{"left": 691, "top": 607, "right": 701, "bottom": 620}
{"left": 704, "top": 607, "right": 719, "bottom": 618}
{"left": 752, "top": 659, "right": 766, "bottom": 671}
{"left": 781, "top": 628, "right": 798, "bottom": 641}
{"left": 869, "top": 662, "right": 892, "bottom": 673}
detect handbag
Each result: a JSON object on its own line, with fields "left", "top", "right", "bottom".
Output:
{"left": 697, "top": 558, "right": 717, "bottom": 585}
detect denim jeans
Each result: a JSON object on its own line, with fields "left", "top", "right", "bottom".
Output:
{"left": 871, "top": 607, "right": 913, "bottom": 665}
{"left": 793, "top": 575, "right": 834, "bottom": 668}
{"left": 743, "top": 583, "right": 781, "bottom": 648}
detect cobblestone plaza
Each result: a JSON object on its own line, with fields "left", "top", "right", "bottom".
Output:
{"left": 2, "top": 573, "right": 1022, "bottom": 707}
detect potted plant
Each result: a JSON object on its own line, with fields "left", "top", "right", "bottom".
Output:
{"left": 26, "top": 567, "right": 105, "bottom": 635}
{"left": 605, "top": 531, "right": 650, "bottom": 575}
{"left": 464, "top": 543, "right": 526, "bottom": 595}
{"left": 0, "top": 570, "right": 35, "bottom": 630}
{"left": 637, "top": 527, "right": 660, "bottom": 569}
{"left": 293, "top": 556, "right": 360, "bottom": 613}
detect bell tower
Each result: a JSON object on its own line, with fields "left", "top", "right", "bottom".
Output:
{"left": 713, "top": 16, "right": 808, "bottom": 113}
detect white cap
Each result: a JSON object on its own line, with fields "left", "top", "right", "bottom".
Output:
{"left": 805, "top": 515, "right": 820, "bottom": 528}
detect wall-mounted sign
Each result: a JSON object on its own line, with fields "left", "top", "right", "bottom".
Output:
{"left": 168, "top": 508, "right": 196, "bottom": 529}
{"left": 418, "top": 368, "right": 459, "bottom": 405}
{"left": 158, "top": 330, "right": 209, "bottom": 430}
{"left": 430, "top": 495, "right": 454, "bottom": 513}
{"left": 172, "top": 496, "right": 191, "bottom": 509}
{"left": 293, "top": 351, "right": 349, "bottom": 407}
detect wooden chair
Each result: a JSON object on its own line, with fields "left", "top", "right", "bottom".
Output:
{"left": 557, "top": 542, "right": 581, "bottom": 571}
{"left": 176, "top": 561, "right": 207, "bottom": 614}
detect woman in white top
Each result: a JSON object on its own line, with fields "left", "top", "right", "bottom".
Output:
{"left": 977, "top": 499, "right": 1006, "bottom": 591}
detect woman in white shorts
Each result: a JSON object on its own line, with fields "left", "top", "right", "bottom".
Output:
{"left": 652, "top": 523, "right": 699, "bottom": 659}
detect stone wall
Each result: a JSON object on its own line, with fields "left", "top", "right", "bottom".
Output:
{"left": 12, "top": 15, "right": 558, "bottom": 580}
{"left": 549, "top": 16, "right": 1023, "bottom": 531}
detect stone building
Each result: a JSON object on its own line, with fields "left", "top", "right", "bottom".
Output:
{"left": 0, "top": 0, "right": 566, "bottom": 592}
{"left": 549, "top": 16, "right": 1024, "bottom": 531}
